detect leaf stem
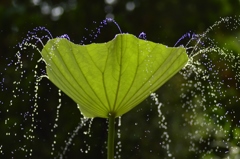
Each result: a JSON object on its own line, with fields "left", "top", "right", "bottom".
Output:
{"left": 107, "top": 113, "right": 115, "bottom": 159}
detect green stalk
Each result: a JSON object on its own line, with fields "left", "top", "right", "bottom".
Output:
{"left": 107, "top": 113, "right": 115, "bottom": 159}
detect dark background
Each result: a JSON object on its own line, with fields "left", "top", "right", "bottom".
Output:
{"left": 1, "top": 0, "right": 240, "bottom": 158}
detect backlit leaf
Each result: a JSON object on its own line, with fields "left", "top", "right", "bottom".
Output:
{"left": 41, "top": 34, "right": 188, "bottom": 118}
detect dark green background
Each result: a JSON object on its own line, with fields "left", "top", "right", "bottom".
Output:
{"left": 1, "top": 0, "right": 240, "bottom": 158}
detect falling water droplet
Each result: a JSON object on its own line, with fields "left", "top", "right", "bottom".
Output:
{"left": 1, "top": 16, "right": 240, "bottom": 158}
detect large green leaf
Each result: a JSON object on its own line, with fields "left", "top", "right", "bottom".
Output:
{"left": 41, "top": 34, "right": 188, "bottom": 118}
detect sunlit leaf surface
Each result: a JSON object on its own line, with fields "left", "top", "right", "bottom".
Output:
{"left": 41, "top": 34, "right": 188, "bottom": 118}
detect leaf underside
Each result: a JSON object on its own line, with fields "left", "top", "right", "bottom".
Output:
{"left": 41, "top": 34, "right": 188, "bottom": 118}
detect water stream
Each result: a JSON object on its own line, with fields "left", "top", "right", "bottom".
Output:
{"left": 1, "top": 16, "right": 240, "bottom": 158}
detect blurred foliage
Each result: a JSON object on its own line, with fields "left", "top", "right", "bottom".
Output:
{"left": 1, "top": 0, "right": 240, "bottom": 158}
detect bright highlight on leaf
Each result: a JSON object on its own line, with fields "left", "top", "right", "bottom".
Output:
{"left": 41, "top": 34, "right": 188, "bottom": 118}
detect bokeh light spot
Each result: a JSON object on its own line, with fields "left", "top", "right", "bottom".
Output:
{"left": 105, "top": 0, "right": 116, "bottom": 5}
{"left": 41, "top": 2, "right": 51, "bottom": 15}
{"left": 106, "top": 13, "right": 115, "bottom": 20}
{"left": 51, "top": 6, "right": 64, "bottom": 21}
{"left": 126, "top": 2, "right": 135, "bottom": 11}
{"left": 31, "top": 0, "right": 41, "bottom": 6}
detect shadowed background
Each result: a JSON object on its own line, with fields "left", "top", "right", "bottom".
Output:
{"left": 1, "top": 0, "right": 240, "bottom": 158}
